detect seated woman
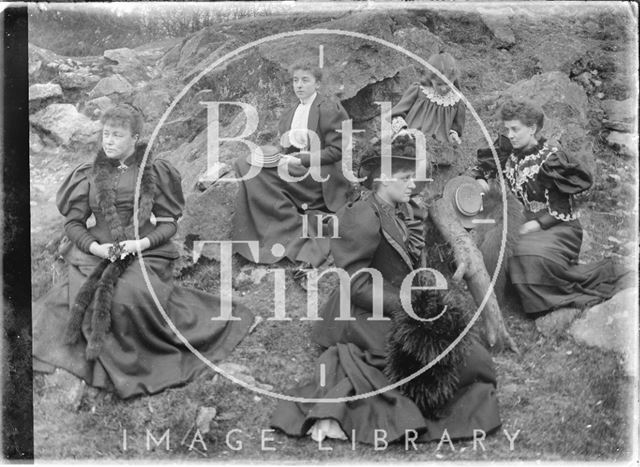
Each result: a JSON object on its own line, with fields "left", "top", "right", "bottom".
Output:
{"left": 270, "top": 136, "right": 501, "bottom": 445}
{"left": 232, "top": 61, "right": 351, "bottom": 271}
{"left": 32, "top": 105, "right": 254, "bottom": 399}
{"left": 472, "top": 99, "right": 633, "bottom": 315}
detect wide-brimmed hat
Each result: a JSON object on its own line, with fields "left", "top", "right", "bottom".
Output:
{"left": 358, "top": 135, "right": 426, "bottom": 189}
{"left": 246, "top": 144, "right": 282, "bottom": 168}
{"left": 441, "top": 175, "right": 484, "bottom": 229}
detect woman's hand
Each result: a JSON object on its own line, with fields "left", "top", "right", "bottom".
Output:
{"left": 519, "top": 220, "right": 542, "bottom": 235}
{"left": 476, "top": 179, "right": 490, "bottom": 193}
{"left": 119, "top": 238, "right": 151, "bottom": 256}
{"left": 279, "top": 154, "right": 303, "bottom": 168}
{"left": 448, "top": 130, "right": 461, "bottom": 145}
{"left": 89, "top": 242, "right": 113, "bottom": 259}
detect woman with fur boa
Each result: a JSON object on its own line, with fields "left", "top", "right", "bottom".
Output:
{"left": 32, "top": 105, "right": 254, "bottom": 399}
{"left": 270, "top": 136, "right": 501, "bottom": 445}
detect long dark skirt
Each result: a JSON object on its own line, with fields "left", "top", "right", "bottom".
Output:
{"left": 508, "top": 220, "right": 633, "bottom": 314}
{"left": 231, "top": 158, "right": 332, "bottom": 267}
{"left": 32, "top": 246, "right": 254, "bottom": 399}
{"left": 270, "top": 291, "right": 502, "bottom": 445}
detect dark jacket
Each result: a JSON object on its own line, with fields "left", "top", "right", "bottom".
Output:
{"left": 472, "top": 136, "right": 592, "bottom": 229}
{"left": 278, "top": 93, "right": 351, "bottom": 212}
{"left": 311, "top": 194, "right": 425, "bottom": 354}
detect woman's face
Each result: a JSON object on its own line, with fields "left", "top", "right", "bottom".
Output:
{"left": 380, "top": 169, "right": 416, "bottom": 204}
{"left": 292, "top": 69, "right": 319, "bottom": 102}
{"left": 503, "top": 119, "right": 537, "bottom": 150}
{"left": 102, "top": 121, "right": 137, "bottom": 160}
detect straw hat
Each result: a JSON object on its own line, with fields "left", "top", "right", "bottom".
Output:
{"left": 246, "top": 144, "right": 283, "bottom": 168}
{"left": 441, "top": 175, "right": 484, "bottom": 229}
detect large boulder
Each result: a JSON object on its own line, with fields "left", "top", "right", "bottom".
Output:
{"left": 132, "top": 89, "right": 172, "bottom": 121}
{"left": 28, "top": 43, "right": 65, "bottom": 77}
{"left": 477, "top": 7, "right": 517, "bottom": 48}
{"left": 103, "top": 47, "right": 149, "bottom": 81}
{"left": 57, "top": 70, "right": 101, "bottom": 90}
{"left": 601, "top": 98, "right": 636, "bottom": 133}
{"left": 84, "top": 96, "right": 113, "bottom": 117}
{"left": 258, "top": 11, "right": 444, "bottom": 101}
{"left": 29, "top": 83, "right": 63, "bottom": 102}
{"left": 30, "top": 103, "right": 101, "bottom": 147}
{"left": 530, "top": 33, "right": 597, "bottom": 74}
{"left": 569, "top": 288, "right": 637, "bottom": 375}
{"left": 606, "top": 131, "right": 638, "bottom": 158}
{"left": 104, "top": 47, "right": 139, "bottom": 66}
{"left": 89, "top": 74, "right": 133, "bottom": 98}
{"left": 499, "top": 71, "right": 594, "bottom": 171}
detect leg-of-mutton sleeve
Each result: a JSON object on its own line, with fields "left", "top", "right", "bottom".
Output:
{"left": 56, "top": 162, "right": 97, "bottom": 254}
{"left": 331, "top": 201, "right": 403, "bottom": 314}
{"left": 536, "top": 149, "right": 593, "bottom": 229}
{"left": 470, "top": 134, "right": 513, "bottom": 181}
{"left": 146, "top": 159, "right": 186, "bottom": 249}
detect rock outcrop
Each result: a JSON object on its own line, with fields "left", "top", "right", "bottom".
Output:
{"left": 499, "top": 71, "right": 595, "bottom": 171}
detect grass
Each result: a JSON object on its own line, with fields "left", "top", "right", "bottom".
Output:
{"left": 31, "top": 206, "right": 635, "bottom": 461}
{"left": 29, "top": 4, "right": 637, "bottom": 462}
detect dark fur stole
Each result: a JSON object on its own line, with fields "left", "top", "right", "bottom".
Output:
{"left": 384, "top": 272, "right": 471, "bottom": 420}
{"left": 64, "top": 145, "right": 157, "bottom": 360}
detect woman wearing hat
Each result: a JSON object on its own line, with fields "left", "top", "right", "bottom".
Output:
{"left": 270, "top": 135, "right": 501, "bottom": 446}
{"left": 232, "top": 61, "right": 351, "bottom": 272}
{"left": 472, "top": 98, "right": 632, "bottom": 315}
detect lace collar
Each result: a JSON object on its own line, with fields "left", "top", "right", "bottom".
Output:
{"left": 419, "top": 85, "right": 461, "bottom": 107}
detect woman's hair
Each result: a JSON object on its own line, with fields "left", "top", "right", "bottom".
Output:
{"left": 100, "top": 104, "right": 143, "bottom": 137}
{"left": 360, "top": 135, "right": 417, "bottom": 190}
{"left": 500, "top": 99, "right": 545, "bottom": 133}
{"left": 290, "top": 60, "right": 323, "bottom": 82}
{"left": 421, "top": 52, "right": 460, "bottom": 87}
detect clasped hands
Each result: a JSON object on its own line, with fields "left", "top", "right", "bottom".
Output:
{"left": 89, "top": 239, "right": 151, "bottom": 260}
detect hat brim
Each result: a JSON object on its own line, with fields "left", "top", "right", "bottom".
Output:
{"left": 441, "top": 175, "right": 484, "bottom": 229}
{"left": 246, "top": 146, "right": 282, "bottom": 168}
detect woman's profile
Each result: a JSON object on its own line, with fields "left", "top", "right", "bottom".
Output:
{"left": 270, "top": 135, "right": 501, "bottom": 445}
{"left": 472, "top": 98, "right": 633, "bottom": 315}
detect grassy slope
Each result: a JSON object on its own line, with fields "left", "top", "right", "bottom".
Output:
{"left": 30, "top": 5, "right": 637, "bottom": 462}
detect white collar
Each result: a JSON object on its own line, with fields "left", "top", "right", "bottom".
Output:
{"left": 419, "top": 86, "right": 460, "bottom": 107}
{"left": 299, "top": 92, "right": 317, "bottom": 106}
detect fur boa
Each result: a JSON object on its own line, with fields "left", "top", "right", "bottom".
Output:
{"left": 64, "top": 145, "right": 157, "bottom": 360}
{"left": 384, "top": 272, "right": 471, "bottom": 420}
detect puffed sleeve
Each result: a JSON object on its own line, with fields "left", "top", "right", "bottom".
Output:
{"left": 538, "top": 150, "right": 593, "bottom": 195}
{"left": 146, "top": 159, "right": 185, "bottom": 249}
{"left": 471, "top": 134, "right": 512, "bottom": 180}
{"left": 331, "top": 200, "right": 403, "bottom": 313}
{"left": 535, "top": 150, "right": 592, "bottom": 230}
{"left": 56, "top": 163, "right": 97, "bottom": 254}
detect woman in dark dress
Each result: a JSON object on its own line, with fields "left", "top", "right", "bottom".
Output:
{"left": 472, "top": 99, "right": 632, "bottom": 315}
{"left": 270, "top": 137, "right": 501, "bottom": 445}
{"left": 232, "top": 61, "right": 351, "bottom": 270}
{"left": 32, "top": 105, "right": 254, "bottom": 399}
